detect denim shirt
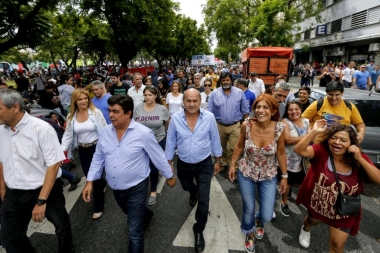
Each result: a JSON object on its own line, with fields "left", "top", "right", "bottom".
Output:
{"left": 61, "top": 108, "right": 107, "bottom": 158}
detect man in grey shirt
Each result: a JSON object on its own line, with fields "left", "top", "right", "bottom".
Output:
{"left": 58, "top": 74, "right": 75, "bottom": 116}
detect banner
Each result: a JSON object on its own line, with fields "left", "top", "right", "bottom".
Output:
{"left": 204, "top": 55, "right": 215, "bottom": 65}
{"left": 191, "top": 55, "right": 204, "bottom": 65}
{"left": 191, "top": 55, "right": 215, "bottom": 65}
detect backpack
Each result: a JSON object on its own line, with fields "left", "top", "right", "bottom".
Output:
{"left": 316, "top": 97, "right": 352, "bottom": 112}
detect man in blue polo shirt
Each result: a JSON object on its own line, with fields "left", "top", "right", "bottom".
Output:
{"left": 91, "top": 80, "right": 112, "bottom": 124}
{"left": 353, "top": 64, "right": 371, "bottom": 90}
{"left": 236, "top": 78, "right": 255, "bottom": 111}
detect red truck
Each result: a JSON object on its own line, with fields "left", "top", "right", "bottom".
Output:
{"left": 241, "top": 46, "right": 293, "bottom": 87}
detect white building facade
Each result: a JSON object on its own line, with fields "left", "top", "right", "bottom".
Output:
{"left": 293, "top": 0, "right": 380, "bottom": 65}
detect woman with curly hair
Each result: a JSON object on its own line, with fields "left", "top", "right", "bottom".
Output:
{"left": 295, "top": 120, "right": 380, "bottom": 252}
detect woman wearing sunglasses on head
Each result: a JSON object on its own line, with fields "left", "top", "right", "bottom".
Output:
{"left": 200, "top": 78, "right": 213, "bottom": 110}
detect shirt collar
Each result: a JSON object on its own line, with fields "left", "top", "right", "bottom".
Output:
{"left": 5, "top": 112, "right": 29, "bottom": 131}
{"left": 111, "top": 119, "right": 137, "bottom": 131}
{"left": 180, "top": 108, "right": 204, "bottom": 120}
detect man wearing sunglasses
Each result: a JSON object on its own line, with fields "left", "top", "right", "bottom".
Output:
{"left": 353, "top": 65, "right": 372, "bottom": 90}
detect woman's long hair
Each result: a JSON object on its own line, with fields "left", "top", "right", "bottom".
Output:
{"left": 317, "top": 124, "right": 360, "bottom": 168}
{"left": 67, "top": 89, "right": 96, "bottom": 123}
{"left": 251, "top": 94, "right": 280, "bottom": 122}
{"left": 144, "top": 87, "right": 163, "bottom": 105}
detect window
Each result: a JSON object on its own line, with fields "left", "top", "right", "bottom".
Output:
{"left": 342, "top": 16, "right": 351, "bottom": 30}
{"left": 319, "top": 0, "right": 327, "bottom": 7}
{"left": 330, "top": 19, "right": 342, "bottom": 33}
{"left": 368, "top": 6, "right": 380, "bottom": 25}
{"left": 347, "top": 100, "right": 380, "bottom": 127}
{"left": 304, "top": 30, "right": 311, "bottom": 40}
{"left": 351, "top": 10, "right": 367, "bottom": 28}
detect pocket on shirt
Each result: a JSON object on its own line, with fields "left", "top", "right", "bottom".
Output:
{"left": 16, "top": 139, "right": 38, "bottom": 160}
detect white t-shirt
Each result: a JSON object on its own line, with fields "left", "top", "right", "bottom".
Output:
{"left": 248, "top": 78, "right": 265, "bottom": 98}
{"left": 166, "top": 92, "right": 183, "bottom": 117}
{"left": 74, "top": 118, "right": 98, "bottom": 144}
{"left": 342, "top": 67, "right": 355, "bottom": 82}
{"left": 200, "top": 91, "right": 213, "bottom": 110}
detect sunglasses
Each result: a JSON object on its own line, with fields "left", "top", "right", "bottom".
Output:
{"left": 206, "top": 96, "right": 209, "bottom": 102}
{"left": 204, "top": 84, "right": 212, "bottom": 87}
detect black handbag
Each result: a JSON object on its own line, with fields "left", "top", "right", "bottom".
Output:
{"left": 330, "top": 156, "right": 361, "bottom": 216}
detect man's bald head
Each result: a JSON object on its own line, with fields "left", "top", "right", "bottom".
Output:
{"left": 184, "top": 88, "right": 201, "bottom": 101}
{"left": 183, "top": 88, "right": 201, "bottom": 115}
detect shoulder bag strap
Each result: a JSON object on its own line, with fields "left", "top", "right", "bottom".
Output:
{"left": 288, "top": 119, "right": 301, "bottom": 137}
{"left": 329, "top": 155, "right": 342, "bottom": 193}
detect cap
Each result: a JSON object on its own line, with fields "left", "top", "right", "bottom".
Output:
{"left": 48, "top": 78, "right": 57, "bottom": 84}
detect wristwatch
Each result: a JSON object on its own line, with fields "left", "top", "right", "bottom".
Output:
{"left": 36, "top": 198, "right": 47, "bottom": 206}
{"left": 281, "top": 174, "right": 289, "bottom": 179}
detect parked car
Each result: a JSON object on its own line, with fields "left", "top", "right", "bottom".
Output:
{"left": 0, "top": 62, "right": 12, "bottom": 72}
{"left": 294, "top": 87, "right": 380, "bottom": 168}
{"left": 29, "top": 105, "right": 66, "bottom": 126}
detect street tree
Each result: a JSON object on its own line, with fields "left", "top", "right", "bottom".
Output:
{"left": 81, "top": 0, "right": 179, "bottom": 67}
{"left": 203, "top": 0, "right": 323, "bottom": 58}
{"left": 0, "top": 0, "right": 60, "bottom": 55}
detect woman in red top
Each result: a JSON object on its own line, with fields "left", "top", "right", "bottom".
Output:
{"left": 295, "top": 120, "right": 380, "bottom": 253}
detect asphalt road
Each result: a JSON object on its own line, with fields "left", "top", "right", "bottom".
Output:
{"left": 2, "top": 150, "right": 379, "bottom": 253}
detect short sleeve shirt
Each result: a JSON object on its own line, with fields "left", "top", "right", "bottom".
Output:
{"left": 134, "top": 104, "right": 169, "bottom": 142}
{"left": 301, "top": 98, "right": 363, "bottom": 126}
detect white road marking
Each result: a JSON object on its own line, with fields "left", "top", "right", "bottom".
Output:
{"left": 172, "top": 176, "right": 245, "bottom": 252}
{"left": 27, "top": 177, "right": 86, "bottom": 236}
{"left": 156, "top": 175, "right": 166, "bottom": 194}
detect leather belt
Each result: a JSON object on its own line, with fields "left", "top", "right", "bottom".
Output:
{"left": 217, "top": 121, "right": 239, "bottom": 127}
{"left": 78, "top": 139, "right": 98, "bottom": 148}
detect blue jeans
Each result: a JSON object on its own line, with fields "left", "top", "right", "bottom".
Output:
{"left": 177, "top": 156, "right": 213, "bottom": 233}
{"left": 238, "top": 170, "right": 277, "bottom": 234}
{"left": 149, "top": 137, "right": 166, "bottom": 192}
{"left": 61, "top": 169, "right": 75, "bottom": 181}
{"left": 113, "top": 177, "right": 152, "bottom": 253}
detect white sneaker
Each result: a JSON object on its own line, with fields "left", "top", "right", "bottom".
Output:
{"left": 299, "top": 225, "right": 310, "bottom": 248}
{"left": 272, "top": 211, "right": 276, "bottom": 219}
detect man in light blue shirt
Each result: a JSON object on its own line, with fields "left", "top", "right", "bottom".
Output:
{"left": 370, "top": 65, "right": 379, "bottom": 91}
{"left": 83, "top": 94, "right": 176, "bottom": 253}
{"left": 166, "top": 89, "right": 222, "bottom": 253}
{"left": 353, "top": 65, "right": 372, "bottom": 90}
{"left": 207, "top": 72, "right": 249, "bottom": 172}
{"left": 91, "top": 80, "right": 112, "bottom": 124}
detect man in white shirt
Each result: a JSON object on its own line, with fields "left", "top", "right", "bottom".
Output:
{"left": 127, "top": 72, "right": 146, "bottom": 106}
{"left": 342, "top": 61, "right": 355, "bottom": 88}
{"left": 248, "top": 72, "right": 265, "bottom": 98}
{"left": 0, "top": 89, "right": 74, "bottom": 252}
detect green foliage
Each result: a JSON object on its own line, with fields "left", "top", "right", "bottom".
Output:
{"left": 203, "top": 0, "right": 324, "bottom": 58}
{"left": 145, "top": 14, "right": 210, "bottom": 67}
{"left": 0, "top": 0, "right": 60, "bottom": 54}
{"left": 81, "top": 0, "right": 180, "bottom": 67}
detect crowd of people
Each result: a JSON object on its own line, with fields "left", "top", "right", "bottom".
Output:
{"left": 292, "top": 60, "right": 380, "bottom": 90}
{"left": 0, "top": 64, "right": 380, "bottom": 253}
